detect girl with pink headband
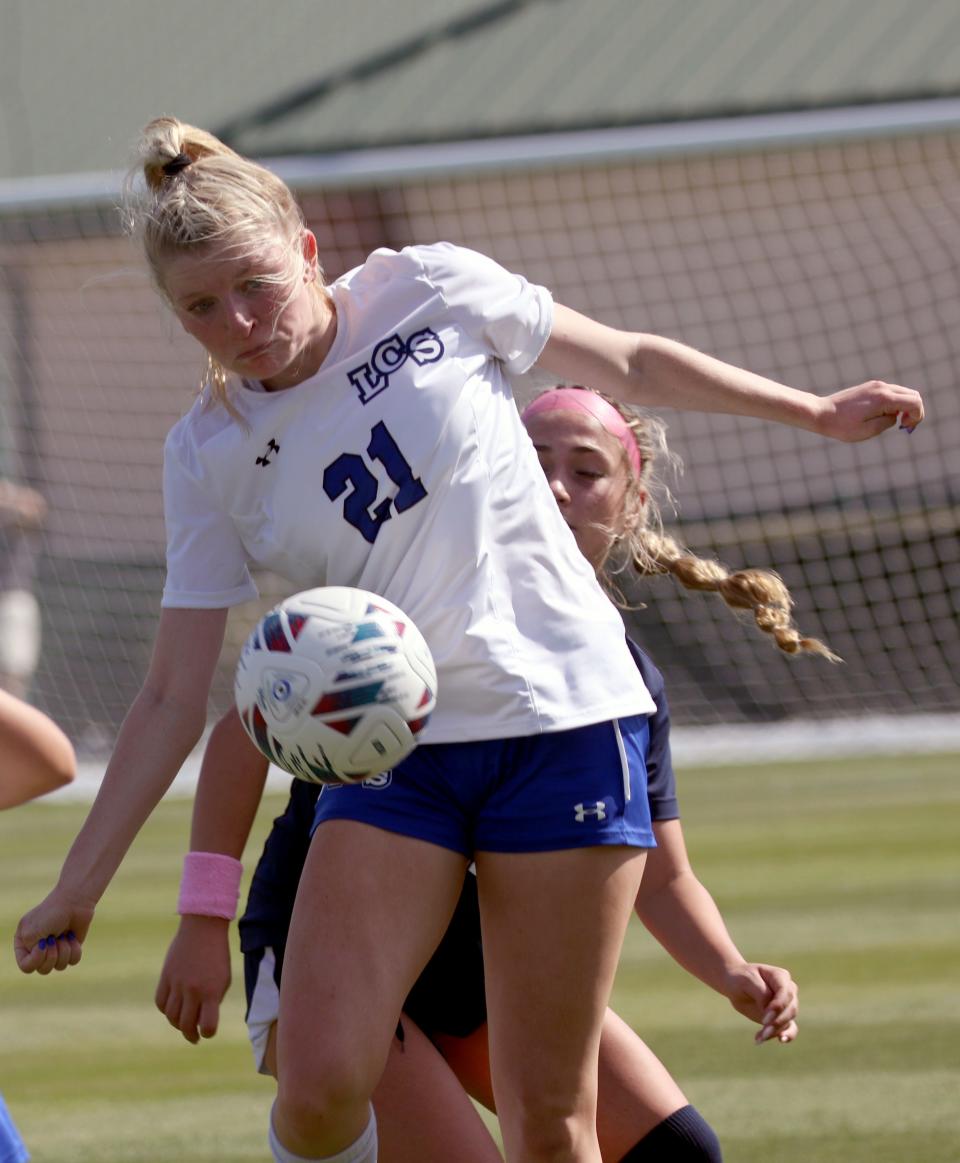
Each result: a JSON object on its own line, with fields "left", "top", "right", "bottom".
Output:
{"left": 522, "top": 385, "right": 837, "bottom": 657}
{"left": 522, "top": 386, "right": 645, "bottom": 477}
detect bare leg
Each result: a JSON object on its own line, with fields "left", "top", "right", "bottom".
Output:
{"left": 273, "top": 820, "right": 468, "bottom": 1157}
{"left": 377, "top": 1019, "right": 503, "bottom": 1161}
{"left": 433, "top": 1026, "right": 497, "bottom": 1112}
{"left": 262, "top": 1016, "right": 502, "bottom": 1161}
{"left": 595, "top": 1010, "right": 688, "bottom": 1161}
{"left": 436, "top": 1010, "right": 690, "bottom": 1162}
{"left": 476, "top": 846, "right": 646, "bottom": 1163}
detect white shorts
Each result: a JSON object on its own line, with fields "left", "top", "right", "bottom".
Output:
{"left": 0, "top": 590, "right": 40, "bottom": 678}
{"left": 245, "top": 946, "right": 280, "bottom": 1076}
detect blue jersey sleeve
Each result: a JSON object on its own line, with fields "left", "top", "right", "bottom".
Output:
{"left": 627, "top": 639, "right": 680, "bottom": 821}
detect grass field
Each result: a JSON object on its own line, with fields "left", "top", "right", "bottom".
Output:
{"left": 2, "top": 751, "right": 958, "bottom": 1162}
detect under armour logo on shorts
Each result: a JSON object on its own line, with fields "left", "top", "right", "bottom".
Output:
{"left": 573, "top": 801, "right": 607, "bottom": 823}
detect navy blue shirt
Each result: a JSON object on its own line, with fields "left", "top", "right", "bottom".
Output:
{"left": 626, "top": 640, "right": 679, "bottom": 822}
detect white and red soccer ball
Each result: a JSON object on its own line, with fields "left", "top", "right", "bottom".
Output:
{"left": 235, "top": 586, "right": 437, "bottom": 785}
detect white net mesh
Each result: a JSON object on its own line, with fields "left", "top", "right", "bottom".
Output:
{"left": 1, "top": 130, "right": 957, "bottom": 756}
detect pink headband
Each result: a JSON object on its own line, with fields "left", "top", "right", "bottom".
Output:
{"left": 521, "top": 387, "right": 643, "bottom": 478}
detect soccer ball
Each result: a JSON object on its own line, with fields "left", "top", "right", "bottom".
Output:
{"left": 234, "top": 586, "right": 437, "bottom": 785}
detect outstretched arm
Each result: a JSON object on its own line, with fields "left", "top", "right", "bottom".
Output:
{"left": 14, "top": 606, "right": 228, "bottom": 975}
{"left": 155, "top": 706, "right": 270, "bottom": 1044}
{"left": 0, "top": 689, "right": 76, "bottom": 809}
{"left": 636, "top": 819, "right": 798, "bottom": 1044}
{"left": 538, "top": 304, "right": 924, "bottom": 440}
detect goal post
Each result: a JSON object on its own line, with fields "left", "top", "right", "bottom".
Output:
{"left": 1, "top": 118, "right": 957, "bottom": 756}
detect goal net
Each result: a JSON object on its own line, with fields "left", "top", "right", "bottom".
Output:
{"left": 1, "top": 128, "right": 957, "bottom": 760}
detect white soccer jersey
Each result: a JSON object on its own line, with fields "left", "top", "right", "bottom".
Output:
{"left": 162, "top": 242, "right": 655, "bottom": 740}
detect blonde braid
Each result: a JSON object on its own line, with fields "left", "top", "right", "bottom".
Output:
{"left": 634, "top": 529, "right": 841, "bottom": 662}
{"left": 569, "top": 389, "right": 842, "bottom": 663}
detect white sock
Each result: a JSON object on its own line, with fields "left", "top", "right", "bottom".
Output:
{"left": 268, "top": 1104, "right": 377, "bottom": 1163}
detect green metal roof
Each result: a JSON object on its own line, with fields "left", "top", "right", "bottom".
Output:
{"left": 3, "top": 0, "right": 960, "bottom": 181}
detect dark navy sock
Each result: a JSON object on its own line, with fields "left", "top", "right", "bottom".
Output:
{"left": 618, "top": 1104, "right": 722, "bottom": 1162}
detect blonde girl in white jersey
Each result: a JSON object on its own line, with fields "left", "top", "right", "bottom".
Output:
{"left": 14, "top": 118, "right": 923, "bottom": 1163}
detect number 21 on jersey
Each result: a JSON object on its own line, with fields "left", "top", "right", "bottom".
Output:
{"left": 323, "top": 421, "right": 427, "bottom": 543}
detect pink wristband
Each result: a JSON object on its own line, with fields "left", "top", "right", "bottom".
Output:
{"left": 177, "top": 851, "right": 243, "bottom": 919}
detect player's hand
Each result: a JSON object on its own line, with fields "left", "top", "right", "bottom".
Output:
{"left": 155, "top": 915, "right": 232, "bottom": 1044}
{"left": 14, "top": 888, "right": 92, "bottom": 974}
{"left": 814, "top": 381, "right": 924, "bottom": 441}
{"left": 0, "top": 480, "right": 47, "bottom": 529}
{"left": 721, "top": 962, "right": 799, "bottom": 1044}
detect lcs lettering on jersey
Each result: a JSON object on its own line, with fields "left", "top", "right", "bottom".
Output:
{"left": 347, "top": 328, "right": 444, "bottom": 403}
{"left": 324, "top": 421, "right": 428, "bottom": 544}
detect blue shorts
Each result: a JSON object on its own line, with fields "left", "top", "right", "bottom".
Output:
{"left": 312, "top": 715, "right": 654, "bottom": 855}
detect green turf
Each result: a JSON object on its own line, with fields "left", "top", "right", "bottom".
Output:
{"left": 1, "top": 751, "right": 958, "bottom": 1162}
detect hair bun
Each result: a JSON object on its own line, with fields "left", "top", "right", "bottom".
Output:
{"left": 162, "top": 152, "right": 192, "bottom": 177}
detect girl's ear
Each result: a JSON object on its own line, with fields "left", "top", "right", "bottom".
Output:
{"left": 302, "top": 230, "right": 319, "bottom": 278}
{"left": 623, "top": 486, "right": 647, "bottom": 534}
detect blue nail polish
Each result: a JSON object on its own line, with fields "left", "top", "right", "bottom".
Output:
{"left": 37, "top": 938, "right": 47, "bottom": 950}
{"left": 67, "top": 931, "right": 76, "bottom": 940}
